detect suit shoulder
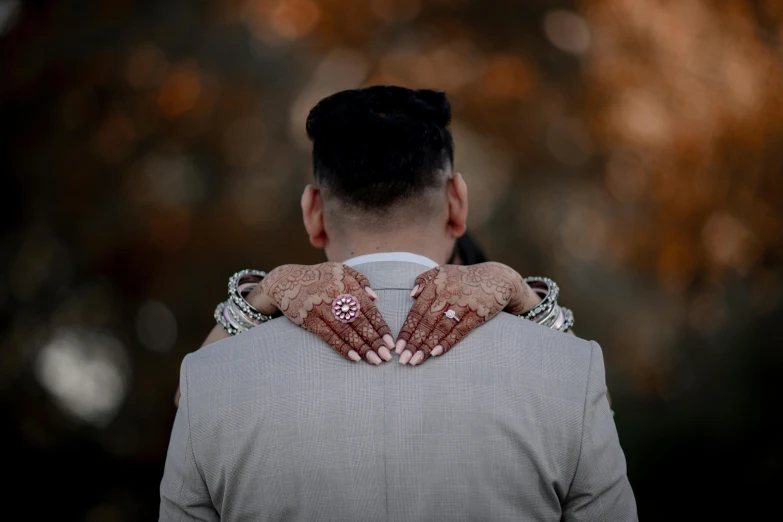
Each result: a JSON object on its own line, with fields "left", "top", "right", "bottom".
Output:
{"left": 493, "top": 311, "right": 592, "bottom": 353}
{"left": 465, "top": 312, "right": 595, "bottom": 383}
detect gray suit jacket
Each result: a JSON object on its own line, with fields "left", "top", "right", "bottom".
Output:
{"left": 160, "top": 261, "right": 637, "bottom": 521}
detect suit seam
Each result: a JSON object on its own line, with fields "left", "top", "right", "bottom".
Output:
{"left": 566, "top": 340, "right": 595, "bottom": 494}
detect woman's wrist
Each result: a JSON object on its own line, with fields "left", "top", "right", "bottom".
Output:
{"left": 517, "top": 277, "right": 542, "bottom": 313}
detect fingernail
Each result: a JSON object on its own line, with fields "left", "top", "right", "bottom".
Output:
{"left": 399, "top": 351, "right": 412, "bottom": 365}
{"left": 395, "top": 339, "right": 407, "bottom": 355}
{"left": 348, "top": 350, "right": 361, "bottom": 362}
{"left": 378, "top": 346, "right": 392, "bottom": 361}
{"left": 410, "top": 351, "right": 424, "bottom": 366}
{"left": 366, "top": 287, "right": 379, "bottom": 300}
{"left": 410, "top": 285, "right": 419, "bottom": 298}
{"left": 367, "top": 351, "right": 382, "bottom": 365}
{"left": 383, "top": 334, "right": 395, "bottom": 350}
{"left": 431, "top": 345, "right": 443, "bottom": 356}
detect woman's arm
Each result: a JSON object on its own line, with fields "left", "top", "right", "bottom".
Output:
{"left": 175, "top": 262, "right": 577, "bottom": 406}
{"left": 201, "top": 324, "right": 232, "bottom": 346}
{"left": 175, "top": 263, "right": 395, "bottom": 406}
{"left": 396, "top": 263, "right": 575, "bottom": 365}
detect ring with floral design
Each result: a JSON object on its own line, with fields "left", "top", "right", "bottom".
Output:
{"left": 332, "top": 294, "right": 360, "bottom": 323}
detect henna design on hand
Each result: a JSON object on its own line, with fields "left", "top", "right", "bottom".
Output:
{"left": 398, "top": 262, "right": 534, "bottom": 365}
{"left": 255, "top": 262, "right": 392, "bottom": 363}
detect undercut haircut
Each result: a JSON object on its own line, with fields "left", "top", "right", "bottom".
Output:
{"left": 306, "top": 86, "right": 454, "bottom": 210}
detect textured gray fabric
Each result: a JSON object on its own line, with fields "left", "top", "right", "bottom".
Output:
{"left": 160, "top": 261, "right": 637, "bottom": 521}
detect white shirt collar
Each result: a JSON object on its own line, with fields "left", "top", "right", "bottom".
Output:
{"left": 343, "top": 252, "right": 439, "bottom": 268}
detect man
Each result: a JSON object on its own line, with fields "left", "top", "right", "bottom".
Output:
{"left": 159, "top": 86, "right": 637, "bottom": 521}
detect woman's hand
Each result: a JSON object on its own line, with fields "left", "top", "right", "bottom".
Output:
{"left": 246, "top": 262, "right": 395, "bottom": 365}
{"left": 395, "top": 262, "right": 540, "bottom": 365}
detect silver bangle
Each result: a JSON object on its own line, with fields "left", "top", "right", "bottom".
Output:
{"left": 539, "top": 301, "right": 561, "bottom": 328}
{"left": 227, "top": 297, "right": 260, "bottom": 330}
{"left": 228, "top": 269, "right": 274, "bottom": 324}
{"left": 214, "top": 301, "right": 241, "bottom": 335}
{"left": 550, "top": 307, "right": 566, "bottom": 330}
{"left": 560, "top": 307, "right": 575, "bottom": 332}
{"left": 519, "top": 276, "right": 575, "bottom": 333}
{"left": 520, "top": 277, "right": 559, "bottom": 321}
{"left": 215, "top": 269, "right": 274, "bottom": 336}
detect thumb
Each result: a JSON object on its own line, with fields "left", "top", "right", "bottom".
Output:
{"left": 412, "top": 267, "right": 439, "bottom": 298}
{"left": 505, "top": 279, "right": 541, "bottom": 316}
{"left": 246, "top": 283, "right": 280, "bottom": 316}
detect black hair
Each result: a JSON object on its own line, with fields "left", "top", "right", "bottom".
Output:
{"left": 306, "top": 85, "right": 454, "bottom": 210}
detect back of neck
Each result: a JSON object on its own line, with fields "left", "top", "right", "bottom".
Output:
{"left": 326, "top": 232, "right": 452, "bottom": 265}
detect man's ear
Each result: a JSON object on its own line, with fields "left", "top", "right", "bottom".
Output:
{"left": 446, "top": 172, "right": 468, "bottom": 238}
{"left": 301, "top": 185, "right": 328, "bottom": 248}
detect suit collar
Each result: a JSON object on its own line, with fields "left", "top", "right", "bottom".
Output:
{"left": 343, "top": 252, "right": 438, "bottom": 269}
{"left": 349, "top": 260, "right": 434, "bottom": 291}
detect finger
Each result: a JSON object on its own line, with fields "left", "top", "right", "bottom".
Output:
{"left": 413, "top": 267, "right": 439, "bottom": 295}
{"left": 330, "top": 280, "right": 388, "bottom": 364}
{"left": 245, "top": 284, "right": 279, "bottom": 316}
{"left": 401, "top": 300, "right": 445, "bottom": 360}
{"left": 308, "top": 317, "right": 356, "bottom": 361}
{"left": 344, "top": 265, "right": 379, "bottom": 302}
{"left": 397, "top": 275, "right": 439, "bottom": 349}
{"left": 417, "top": 311, "right": 465, "bottom": 361}
{"left": 354, "top": 290, "right": 394, "bottom": 351}
{"left": 366, "top": 351, "right": 382, "bottom": 365}
{"left": 343, "top": 265, "right": 373, "bottom": 294}
{"left": 359, "top": 298, "right": 393, "bottom": 341}
{"left": 330, "top": 319, "right": 378, "bottom": 366}
{"left": 359, "top": 286, "right": 394, "bottom": 336}
{"left": 333, "top": 321, "right": 370, "bottom": 358}
{"left": 383, "top": 334, "right": 394, "bottom": 350}
{"left": 348, "top": 314, "right": 387, "bottom": 363}
{"left": 426, "top": 313, "right": 481, "bottom": 357}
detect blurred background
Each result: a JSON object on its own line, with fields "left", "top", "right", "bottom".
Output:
{"left": 1, "top": 0, "right": 782, "bottom": 519}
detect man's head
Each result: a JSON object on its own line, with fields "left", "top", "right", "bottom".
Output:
{"left": 300, "top": 86, "right": 468, "bottom": 263}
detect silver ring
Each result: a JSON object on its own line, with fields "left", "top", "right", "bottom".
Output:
{"left": 444, "top": 309, "right": 460, "bottom": 322}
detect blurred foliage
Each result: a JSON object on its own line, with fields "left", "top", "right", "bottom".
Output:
{"left": 1, "top": 0, "right": 781, "bottom": 520}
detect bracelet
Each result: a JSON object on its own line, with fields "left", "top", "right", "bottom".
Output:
{"left": 538, "top": 301, "right": 561, "bottom": 328}
{"left": 215, "top": 269, "right": 274, "bottom": 335}
{"left": 214, "top": 302, "right": 241, "bottom": 335}
{"left": 228, "top": 269, "right": 273, "bottom": 324}
{"left": 520, "top": 277, "right": 559, "bottom": 321}
{"left": 227, "top": 297, "right": 260, "bottom": 330}
{"left": 560, "top": 307, "right": 575, "bottom": 332}
{"left": 519, "top": 276, "right": 574, "bottom": 333}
